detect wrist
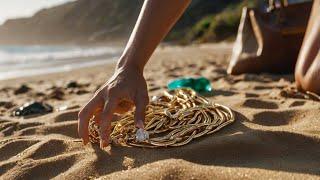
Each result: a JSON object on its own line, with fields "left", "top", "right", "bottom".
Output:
{"left": 116, "top": 54, "right": 144, "bottom": 74}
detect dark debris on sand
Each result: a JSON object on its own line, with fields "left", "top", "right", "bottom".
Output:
{"left": 14, "top": 84, "right": 32, "bottom": 95}
{"left": 0, "top": 101, "right": 15, "bottom": 109}
{"left": 12, "top": 101, "right": 53, "bottom": 117}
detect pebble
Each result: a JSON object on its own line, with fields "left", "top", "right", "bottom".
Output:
{"left": 14, "top": 84, "right": 31, "bottom": 95}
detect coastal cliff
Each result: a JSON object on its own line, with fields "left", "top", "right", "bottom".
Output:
{"left": 0, "top": 0, "right": 246, "bottom": 44}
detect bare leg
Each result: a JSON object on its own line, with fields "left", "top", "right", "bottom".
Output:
{"left": 295, "top": 0, "right": 320, "bottom": 94}
{"left": 227, "top": 2, "right": 312, "bottom": 75}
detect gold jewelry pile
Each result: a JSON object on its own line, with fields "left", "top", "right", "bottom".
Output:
{"left": 89, "top": 88, "right": 235, "bottom": 148}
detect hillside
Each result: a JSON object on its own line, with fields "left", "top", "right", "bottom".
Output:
{"left": 0, "top": 0, "right": 250, "bottom": 44}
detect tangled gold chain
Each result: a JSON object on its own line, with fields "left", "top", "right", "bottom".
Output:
{"left": 89, "top": 88, "right": 235, "bottom": 148}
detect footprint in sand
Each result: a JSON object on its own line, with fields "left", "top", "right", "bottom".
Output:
{"left": 167, "top": 73, "right": 180, "bottom": 78}
{"left": 0, "top": 162, "right": 16, "bottom": 176}
{"left": 243, "top": 99, "right": 279, "bottom": 109}
{"left": 18, "top": 122, "right": 43, "bottom": 129}
{"left": 0, "top": 139, "right": 39, "bottom": 161}
{"left": 0, "top": 121, "right": 43, "bottom": 137}
{"left": 28, "top": 139, "right": 68, "bottom": 160}
{"left": 54, "top": 110, "right": 79, "bottom": 122}
{"left": 0, "top": 121, "right": 18, "bottom": 136}
{"left": 6, "top": 155, "right": 77, "bottom": 179}
{"left": 17, "top": 121, "right": 78, "bottom": 139}
{"left": 244, "top": 93, "right": 259, "bottom": 98}
{"left": 211, "top": 89, "right": 237, "bottom": 97}
{"left": 253, "top": 110, "right": 295, "bottom": 126}
{"left": 149, "top": 86, "right": 161, "bottom": 92}
{"left": 41, "top": 122, "right": 78, "bottom": 139}
{"left": 289, "top": 100, "right": 306, "bottom": 107}
{"left": 251, "top": 109, "right": 319, "bottom": 126}
{"left": 253, "top": 86, "right": 273, "bottom": 90}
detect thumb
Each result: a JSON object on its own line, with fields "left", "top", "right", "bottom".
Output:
{"left": 134, "top": 93, "right": 149, "bottom": 129}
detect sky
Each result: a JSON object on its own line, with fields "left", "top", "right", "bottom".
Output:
{"left": 0, "top": 0, "right": 74, "bottom": 25}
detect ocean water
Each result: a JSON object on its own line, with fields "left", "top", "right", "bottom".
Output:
{"left": 0, "top": 45, "right": 122, "bottom": 80}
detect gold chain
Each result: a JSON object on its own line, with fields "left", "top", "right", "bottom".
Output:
{"left": 89, "top": 88, "right": 235, "bottom": 148}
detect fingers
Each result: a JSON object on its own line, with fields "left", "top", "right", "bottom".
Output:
{"left": 92, "top": 112, "right": 102, "bottom": 124}
{"left": 79, "top": 78, "right": 149, "bottom": 149}
{"left": 99, "top": 98, "right": 118, "bottom": 148}
{"left": 78, "top": 94, "right": 104, "bottom": 145}
{"left": 134, "top": 92, "right": 149, "bottom": 129}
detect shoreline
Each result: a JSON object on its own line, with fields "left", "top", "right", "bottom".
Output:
{"left": 0, "top": 44, "right": 124, "bottom": 81}
{"left": 0, "top": 42, "right": 232, "bottom": 85}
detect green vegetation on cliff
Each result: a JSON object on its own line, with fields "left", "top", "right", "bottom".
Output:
{"left": 167, "top": 0, "right": 256, "bottom": 44}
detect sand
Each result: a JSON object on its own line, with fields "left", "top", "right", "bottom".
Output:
{"left": 0, "top": 43, "right": 320, "bottom": 179}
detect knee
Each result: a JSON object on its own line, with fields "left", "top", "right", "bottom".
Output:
{"left": 303, "top": 78, "right": 320, "bottom": 95}
{"left": 294, "top": 65, "right": 304, "bottom": 91}
{"left": 295, "top": 68, "right": 320, "bottom": 94}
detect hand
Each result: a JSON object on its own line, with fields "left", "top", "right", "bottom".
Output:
{"left": 78, "top": 65, "right": 149, "bottom": 148}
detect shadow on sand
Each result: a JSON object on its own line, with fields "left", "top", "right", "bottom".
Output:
{"left": 91, "top": 110, "right": 320, "bottom": 176}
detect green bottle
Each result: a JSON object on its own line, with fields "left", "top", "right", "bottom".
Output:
{"left": 167, "top": 77, "right": 212, "bottom": 94}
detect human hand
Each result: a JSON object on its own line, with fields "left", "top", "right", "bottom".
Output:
{"left": 78, "top": 65, "right": 149, "bottom": 148}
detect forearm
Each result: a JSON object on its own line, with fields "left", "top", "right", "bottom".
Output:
{"left": 117, "top": 0, "right": 191, "bottom": 71}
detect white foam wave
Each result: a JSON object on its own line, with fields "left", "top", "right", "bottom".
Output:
{"left": 0, "top": 46, "right": 120, "bottom": 65}
{"left": 0, "top": 45, "right": 122, "bottom": 80}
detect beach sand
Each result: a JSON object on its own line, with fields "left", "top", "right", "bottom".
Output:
{"left": 0, "top": 43, "right": 319, "bottom": 179}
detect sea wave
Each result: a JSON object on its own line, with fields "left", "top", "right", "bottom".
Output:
{"left": 0, "top": 45, "right": 122, "bottom": 80}
{"left": 0, "top": 45, "right": 120, "bottom": 64}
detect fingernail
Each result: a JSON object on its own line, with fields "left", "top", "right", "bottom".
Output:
{"left": 136, "top": 121, "right": 144, "bottom": 129}
{"left": 82, "top": 139, "right": 88, "bottom": 145}
{"left": 100, "top": 140, "right": 108, "bottom": 148}
{"left": 138, "top": 124, "right": 144, "bottom": 129}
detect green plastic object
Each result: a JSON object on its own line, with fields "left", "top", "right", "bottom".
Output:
{"left": 167, "top": 77, "right": 212, "bottom": 94}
